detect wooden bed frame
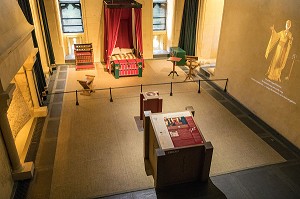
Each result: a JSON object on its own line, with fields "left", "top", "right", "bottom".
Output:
{"left": 110, "top": 48, "right": 143, "bottom": 78}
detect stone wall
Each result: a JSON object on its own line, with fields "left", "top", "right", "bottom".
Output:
{"left": 7, "top": 85, "right": 32, "bottom": 139}
{"left": 0, "top": 132, "right": 13, "bottom": 199}
{"left": 214, "top": 0, "right": 300, "bottom": 148}
{"left": 14, "top": 68, "right": 34, "bottom": 112}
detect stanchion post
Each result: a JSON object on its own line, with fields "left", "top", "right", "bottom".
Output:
{"left": 110, "top": 87, "right": 113, "bottom": 102}
{"left": 198, "top": 80, "right": 201, "bottom": 93}
{"left": 76, "top": 90, "right": 79, "bottom": 106}
{"left": 141, "top": 84, "right": 143, "bottom": 93}
{"left": 224, "top": 78, "right": 228, "bottom": 92}
{"left": 170, "top": 82, "right": 173, "bottom": 96}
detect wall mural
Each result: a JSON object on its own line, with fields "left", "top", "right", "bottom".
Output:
{"left": 216, "top": 0, "right": 300, "bottom": 148}
{"left": 251, "top": 18, "right": 299, "bottom": 105}
{"left": 265, "top": 20, "right": 293, "bottom": 82}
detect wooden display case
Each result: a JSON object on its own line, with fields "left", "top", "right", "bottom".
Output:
{"left": 139, "top": 91, "right": 163, "bottom": 120}
{"left": 143, "top": 111, "right": 213, "bottom": 189}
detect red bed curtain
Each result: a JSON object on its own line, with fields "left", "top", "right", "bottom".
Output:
{"left": 104, "top": 8, "right": 122, "bottom": 70}
{"left": 134, "top": 8, "right": 143, "bottom": 58}
{"left": 115, "top": 8, "right": 133, "bottom": 49}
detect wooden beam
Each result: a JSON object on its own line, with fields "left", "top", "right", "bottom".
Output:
{"left": 103, "top": 0, "right": 142, "bottom": 8}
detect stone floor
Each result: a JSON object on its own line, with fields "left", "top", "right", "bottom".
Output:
{"left": 12, "top": 64, "right": 300, "bottom": 199}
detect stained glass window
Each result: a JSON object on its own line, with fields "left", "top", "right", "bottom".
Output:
{"left": 153, "top": 0, "right": 167, "bottom": 31}
{"left": 59, "top": 1, "right": 84, "bottom": 33}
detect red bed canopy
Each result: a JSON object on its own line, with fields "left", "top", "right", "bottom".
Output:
{"left": 103, "top": 0, "right": 143, "bottom": 72}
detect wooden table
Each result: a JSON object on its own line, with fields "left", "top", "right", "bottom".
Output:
{"left": 167, "top": 57, "right": 182, "bottom": 78}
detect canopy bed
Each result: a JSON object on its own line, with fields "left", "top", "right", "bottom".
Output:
{"left": 103, "top": 0, "right": 143, "bottom": 79}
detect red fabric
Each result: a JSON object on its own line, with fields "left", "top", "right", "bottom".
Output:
{"left": 127, "top": 59, "right": 136, "bottom": 63}
{"left": 134, "top": 8, "right": 143, "bottom": 67}
{"left": 75, "top": 52, "right": 91, "bottom": 56}
{"left": 113, "top": 60, "right": 120, "bottom": 64}
{"left": 104, "top": 7, "right": 144, "bottom": 70}
{"left": 167, "top": 116, "right": 204, "bottom": 147}
{"left": 115, "top": 8, "right": 133, "bottom": 48}
{"left": 168, "top": 56, "right": 182, "bottom": 62}
{"left": 104, "top": 8, "right": 122, "bottom": 69}
{"left": 115, "top": 19, "right": 130, "bottom": 48}
{"left": 118, "top": 60, "right": 127, "bottom": 63}
{"left": 76, "top": 64, "right": 94, "bottom": 71}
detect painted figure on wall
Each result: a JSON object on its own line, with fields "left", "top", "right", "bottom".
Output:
{"left": 265, "top": 20, "right": 293, "bottom": 82}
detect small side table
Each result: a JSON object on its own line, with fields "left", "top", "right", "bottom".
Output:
{"left": 167, "top": 57, "right": 182, "bottom": 78}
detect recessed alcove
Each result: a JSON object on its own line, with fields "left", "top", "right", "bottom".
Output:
{"left": 15, "top": 118, "right": 36, "bottom": 163}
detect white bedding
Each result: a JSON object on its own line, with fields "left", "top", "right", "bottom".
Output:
{"left": 112, "top": 47, "right": 133, "bottom": 55}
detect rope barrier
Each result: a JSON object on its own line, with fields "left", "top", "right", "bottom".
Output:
{"left": 47, "top": 78, "right": 228, "bottom": 105}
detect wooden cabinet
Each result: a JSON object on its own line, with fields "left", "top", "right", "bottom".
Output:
{"left": 74, "top": 43, "right": 94, "bottom": 70}
{"left": 169, "top": 47, "right": 186, "bottom": 66}
{"left": 143, "top": 111, "right": 213, "bottom": 189}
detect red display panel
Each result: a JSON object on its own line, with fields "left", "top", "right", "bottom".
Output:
{"left": 164, "top": 116, "right": 204, "bottom": 147}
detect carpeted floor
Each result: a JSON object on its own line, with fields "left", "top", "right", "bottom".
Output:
{"left": 50, "top": 60, "right": 285, "bottom": 199}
